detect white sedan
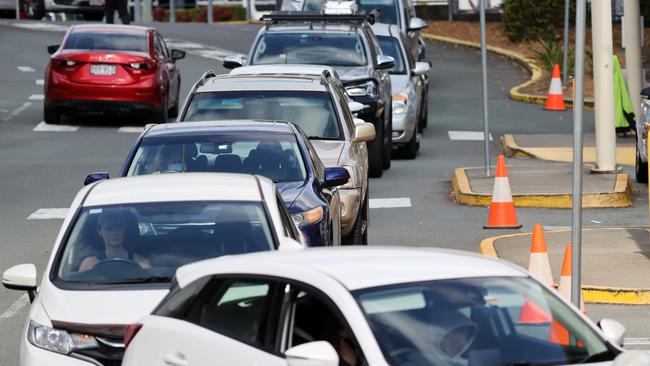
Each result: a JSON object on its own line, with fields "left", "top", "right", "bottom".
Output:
{"left": 1, "top": 173, "right": 303, "bottom": 366}
{"left": 122, "top": 247, "right": 626, "bottom": 366}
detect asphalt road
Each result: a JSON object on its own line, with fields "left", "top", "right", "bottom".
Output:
{"left": 0, "top": 20, "right": 648, "bottom": 364}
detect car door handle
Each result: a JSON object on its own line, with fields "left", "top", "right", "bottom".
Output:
{"left": 164, "top": 352, "right": 189, "bottom": 366}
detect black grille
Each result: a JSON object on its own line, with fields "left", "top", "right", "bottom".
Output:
{"left": 75, "top": 338, "right": 124, "bottom": 366}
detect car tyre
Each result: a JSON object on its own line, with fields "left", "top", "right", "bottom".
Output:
{"left": 153, "top": 98, "right": 168, "bottom": 124}
{"left": 398, "top": 131, "right": 418, "bottom": 159}
{"left": 168, "top": 88, "right": 180, "bottom": 118}
{"left": 342, "top": 191, "right": 368, "bottom": 245}
{"left": 44, "top": 107, "right": 60, "bottom": 125}
{"left": 418, "top": 92, "right": 428, "bottom": 131}
{"left": 26, "top": 0, "right": 45, "bottom": 19}
{"left": 367, "top": 117, "right": 384, "bottom": 178}
{"left": 636, "top": 148, "right": 648, "bottom": 183}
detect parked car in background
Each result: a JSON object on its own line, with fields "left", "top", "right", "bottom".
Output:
{"left": 179, "top": 66, "right": 375, "bottom": 244}
{"left": 1, "top": 173, "right": 303, "bottom": 366}
{"left": 223, "top": 8, "right": 394, "bottom": 178}
{"left": 635, "top": 86, "right": 650, "bottom": 182}
{"left": 44, "top": 24, "right": 185, "bottom": 125}
{"left": 112, "top": 120, "right": 349, "bottom": 246}
{"left": 24, "top": 0, "right": 103, "bottom": 20}
{"left": 373, "top": 23, "right": 429, "bottom": 158}
{"left": 122, "top": 246, "right": 625, "bottom": 366}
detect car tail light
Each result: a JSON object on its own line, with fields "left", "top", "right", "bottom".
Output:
{"left": 53, "top": 59, "right": 83, "bottom": 70}
{"left": 123, "top": 323, "right": 143, "bottom": 348}
{"left": 126, "top": 61, "right": 156, "bottom": 74}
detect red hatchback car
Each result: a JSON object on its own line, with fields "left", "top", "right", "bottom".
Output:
{"left": 44, "top": 24, "right": 185, "bottom": 124}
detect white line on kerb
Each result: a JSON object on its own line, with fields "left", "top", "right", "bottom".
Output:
{"left": 36, "top": 79, "right": 44, "bottom": 86}
{"left": 0, "top": 294, "right": 29, "bottom": 320}
{"left": 448, "top": 131, "right": 494, "bottom": 141}
{"left": 17, "top": 66, "right": 35, "bottom": 72}
{"left": 117, "top": 126, "right": 145, "bottom": 133}
{"left": 2, "top": 102, "right": 32, "bottom": 121}
{"left": 28, "top": 94, "right": 44, "bottom": 101}
{"left": 33, "top": 121, "right": 79, "bottom": 132}
{"left": 369, "top": 198, "right": 412, "bottom": 209}
{"left": 27, "top": 208, "right": 69, "bottom": 220}
{"left": 625, "top": 338, "right": 650, "bottom": 346}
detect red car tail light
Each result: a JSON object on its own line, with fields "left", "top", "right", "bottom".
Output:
{"left": 125, "top": 60, "right": 156, "bottom": 74}
{"left": 52, "top": 58, "right": 83, "bottom": 71}
{"left": 123, "top": 323, "right": 143, "bottom": 348}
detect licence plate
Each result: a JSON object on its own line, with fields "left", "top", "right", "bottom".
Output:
{"left": 90, "top": 64, "right": 116, "bottom": 76}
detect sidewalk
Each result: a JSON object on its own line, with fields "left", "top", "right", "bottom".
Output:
{"left": 480, "top": 228, "right": 650, "bottom": 304}
{"left": 452, "top": 161, "right": 632, "bottom": 208}
{"left": 502, "top": 133, "right": 636, "bottom": 166}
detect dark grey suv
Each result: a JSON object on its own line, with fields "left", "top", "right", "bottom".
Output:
{"left": 223, "top": 11, "right": 394, "bottom": 178}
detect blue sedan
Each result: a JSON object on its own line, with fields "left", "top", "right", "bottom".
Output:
{"left": 106, "top": 120, "right": 349, "bottom": 247}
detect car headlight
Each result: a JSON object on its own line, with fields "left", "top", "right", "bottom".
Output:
{"left": 27, "top": 320, "right": 98, "bottom": 355}
{"left": 346, "top": 81, "right": 377, "bottom": 98}
{"left": 291, "top": 207, "right": 324, "bottom": 227}
{"left": 392, "top": 92, "right": 408, "bottom": 114}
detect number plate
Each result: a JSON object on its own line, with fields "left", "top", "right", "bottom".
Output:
{"left": 90, "top": 64, "right": 116, "bottom": 76}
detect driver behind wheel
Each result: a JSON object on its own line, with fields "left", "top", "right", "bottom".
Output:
{"left": 79, "top": 209, "right": 151, "bottom": 272}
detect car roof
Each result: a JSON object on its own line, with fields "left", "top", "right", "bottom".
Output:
{"left": 176, "top": 247, "right": 527, "bottom": 291}
{"left": 371, "top": 23, "right": 400, "bottom": 37}
{"left": 196, "top": 75, "right": 327, "bottom": 93}
{"left": 264, "top": 23, "right": 364, "bottom": 34}
{"left": 143, "top": 120, "right": 295, "bottom": 138}
{"left": 230, "top": 64, "right": 337, "bottom": 78}
{"left": 83, "top": 173, "right": 267, "bottom": 206}
{"left": 70, "top": 24, "right": 150, "bottom": 35}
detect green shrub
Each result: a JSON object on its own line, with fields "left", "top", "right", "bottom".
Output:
{"left": 531, "top": 36, "right": 592, "bottom": 78}
{"left": 229, "top": 5, "right": 246, "bottom": 21}
{"left": 502, "top": 0, "right": 575, "bottom": 42}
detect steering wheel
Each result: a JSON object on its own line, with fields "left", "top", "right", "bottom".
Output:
{"left": 89, "top": 258, "right": 145, "bottom": 278}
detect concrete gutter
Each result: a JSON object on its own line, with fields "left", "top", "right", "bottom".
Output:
{"left": 479, "top": 229, "right": 650, "bottom": 305}
{"left": 421, "top": 33, "right": 595, "bottom": 108}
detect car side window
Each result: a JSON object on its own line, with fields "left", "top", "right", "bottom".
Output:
{"left": 154, "top": 276, "right": 211, "bottom": 319}
{"left": 299, "top": 129, "right": 325, "bottom": 179}
{"left": 329, "top": 81, "right": 355, "bottom": 137}
{"left": 154, "top": 33, "right": 168, "bottom": 58}
{"left": 277, "top": 193, "right": 301, "bottom": 240}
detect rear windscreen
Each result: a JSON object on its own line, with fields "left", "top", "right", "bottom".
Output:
{"left": 64, "top": 32, "right": 147, "bottom": 52}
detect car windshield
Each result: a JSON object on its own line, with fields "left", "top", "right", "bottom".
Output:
{"left": 184, "top": 91, "right": 343, "bottom": 140}
{"left": 251, "top": 33, "right": 367, "bottom": 67}
{"left": 64, "top": 32, "right": 147, "bottom": 52}
{"left": 127, "top": 135, "right": 307, "bottom": 183}
{"left": 377, "top": 36, "right": 406, "bottom": 74}
{"left": 55, "top": 202, "right": 274, "bottom": 285}
{"left": 354, "top": 277, "right": 617, "bottom": 366}
{"left": 301, "top": 0, "right": 399, "bottom": 25}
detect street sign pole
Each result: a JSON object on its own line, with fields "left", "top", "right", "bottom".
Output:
{"left": 479, "top": 0, "right": 490, "bottom": 176}
{"left": 15, "top": 0, "right": 20, "bottom": 20}
{"left": 571, "top": 0, "right": 586, "bottom": 309}
{"left": 170, "top": 0, "right": 176, "bottom": 23}
{"left": 562, "top": 0, "right": 569, "bottom": 87}
{"left": 134, "top": 0, "right": 141, "bottom": 23}
{"left": 207, "top": 0, "right": 213, "bottom": 23}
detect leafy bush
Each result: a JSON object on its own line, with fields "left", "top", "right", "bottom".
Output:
{"left": 502, "top": 0, "right": 575, "bottom": 42}
{"left": 152, "top": 5, "right": 245, "bottom": 22}
{"left": 531, "top": 36, "right": 592, "bottom": 78}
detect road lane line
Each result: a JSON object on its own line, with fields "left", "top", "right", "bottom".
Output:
{"left": 369, "top": 198, "right": 412, "bottom": 209}
{"left": 164, "top": 38, "right": 231, "bottom": 61}
{"left": 33, "top": 121, "right": 79, "bottom": 132}
{"left": 625, "top": 338, "right": 650, "bottom": 346}
{"left": 27, "top": 208, "right": 69, "bottom": 220}
{"left": 448, "top": 131, "right": 493, "bottom": 141}
{"left": 0, "top": 294, "right": 29, "bottom": 320}
{"left": 2, "top": 102, "right": 32, "bottom": 122}
{"left": 36, "top": 79, "right": 44, "bottom": 86}
{"left": 28, "top": 94, "right": 44, "bottom": 101}
{"left": 117, "top": 126, "right": 145, "bottom": 133}
{"left": 17, "top": 66, "right": 35, "bottom": 72}
{"left": 11, "top": 22, "right": 69, "bottom": 32}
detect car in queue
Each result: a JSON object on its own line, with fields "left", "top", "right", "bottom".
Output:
{"left": 634, "top": 86, "right": 650, "bottom": 183}
{"left": 122, "top": 246, "right": 626, "bottom": 366}
{"left": 372, "top": 23, "right": 429, "bottom": 158}
{"left": 44, "top": 24, "right": 185, "bottom": 125}
{"left": 222, "top": 7, "right": 394, "bottom": 178}
{"left": 178, "top": 66, "right": 375, "bottom": 244}
{"left": 0, "top": 173, "right": 303, "bottom": 366}
{"left": 105, "top": 120, "right": 349, "bottom": 247}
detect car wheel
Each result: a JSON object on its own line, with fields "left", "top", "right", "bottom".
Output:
{"left": 153, "top": 98, "right": 168, "bottom": 124}
{"left": 398, "top": 131, "right": 418, "bottom": 159}
{"left": 168, "top": 88, "right": 180, "bottom": 118}
{"left": 44, "top": 106, "right": 60, "bottom": 125}
{"left": 419, "top": 92, "right": 428, "bottom": 131}
{"left": 26, "top": 0, "right": 44, "bottom": 19}
{"left": 342, "top": 192, "right": 368, "bottom": 245}
{"left": 382, "top": 109, "right": 392, "bottom": 170}
{"left": 367, "top": 117, "right": 384, "bottom": 178}
{"left": 636, "top": 148, "right": 648, "bottom": 183}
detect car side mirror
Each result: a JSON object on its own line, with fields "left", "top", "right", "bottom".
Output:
{"left": 3, "top": 264, "right": 37, "bottom": 302}
{"left": 408, "top": 17, "right": 427, "bottom": 32}
{"left": 285, "top": 341, "right": 339, "bottom": 366}
{"left": 323, "top": 167, "right": 350, "bottom": 188}
{"left": 376, "top": 55, "right": 395, "bottom": 70}
{"left": 84, "top": 172, "right": 110, "bottom": 186}
{"left": 348, "top": 101, "right": 368, "bottom": 114}
{"left": 171, "top": 49, "right": 186, "bottom": 61}
{"left": 598, "top": 318, "right": 626, "bottom": 347}
{"left": 412, "top": 61, "right": 430, "bottom": 76}
{"left": 641, "top": 87, "right": 650, "bottom": 99}
{"left": 354, "top": 121, "right": 375, "bottom": 142}
{"left": 47, "top": 45, "right": 59, "bottom": 55}
{"left": 223, "top": 54, "right": 247, "bottom": 69}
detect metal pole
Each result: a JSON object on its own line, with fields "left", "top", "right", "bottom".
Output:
{"left": 142, "top": 0, "right": 152, "bottom": 22}
{"left": 15, "top": 0, "right": 20, "bottom": 20}
{"left": 448, "top": 0, "right": 453, "bottom": 21}
{"left": 245, "top": 0, "right": 251, "bottom": 21}
{"left": 207, "top": 0, "right": 213, "bottom": 23}
{"left": 134, "top": 0, "right": 141, "bottom": 23}
{"left": 624, "top": 0, "right": 642, "bottom": 122}
{"left": 480, "top": 0, "right": 490, "bottom": 176}
{"left": 571, "top": 0, "right": 586, "bottom": 309}
{"left": 169, "top": 0, "right": 176, "bottom": 23}
{"left": 562, "top": 0, "right": 569, "bottom": 87}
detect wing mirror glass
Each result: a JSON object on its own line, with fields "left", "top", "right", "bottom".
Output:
{"left": 408, "top": 17, "right": 427, "bottom": 31}
{"left": 285, "top": 341, "right": 339, "bottom": 366}
{"left": 47, "top": 45, "right": 59, "bottom": 55}
{"left": 598, "top": 318, "right": 626, "bottom": 347}
{"left": 84, "top": 172, "right": 110, "bottom": 186}
{"left": 354, "top": 121, "right": 376, "bottom": 142}
{"left": 223, "top": 54, "right": 247, "bottom": 69}
{"left": 323, "top": 167, "right": 350, "bottom": 188}
{"left": 376, "top": 55, "right": 395, "bottom": 70}
{"left": 3, "top": 264, "right": 37, "bottom": 302}
{"left": 171, "top": 49, "right": 186, "bottom": 61}
{"left": 412, "top": 61, "right": 430, "bottom": 76}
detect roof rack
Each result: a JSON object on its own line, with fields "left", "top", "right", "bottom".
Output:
{"left": 189, "top": 70, "right": 217, "bottom": 94}
{"left": 262, "top": 10, "right": 378, "bottom": 25}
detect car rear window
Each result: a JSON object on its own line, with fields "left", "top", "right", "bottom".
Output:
{"left": 64, "top": 32, "right": 147, "bottom": 52}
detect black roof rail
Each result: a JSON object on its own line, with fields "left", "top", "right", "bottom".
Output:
{"left": 189, "top": 70, "right": 217, "bottom": 93}
{"left": 262, "top": 11, "right": 377, "bottom": 25}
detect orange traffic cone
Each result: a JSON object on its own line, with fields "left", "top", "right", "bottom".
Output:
{"left": 484, "top": 155, "right": 522, "bottom": 229}
{"left": 528, "top": 224, "right": 554, "bottom": 287}
{"left": 544, "top": 64, "right": 566, "bottom": 111}
{"left": 557, "top": 244, "right": 586, "bottom": 313}
{"left": 518, "top": 299, "right": 552, "bottom": 324}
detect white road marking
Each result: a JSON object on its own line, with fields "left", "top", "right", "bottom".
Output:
{"left": 33, "top": 121, "right": 79, "bottom": 132}
{"left": 17, "top": 66, "right": 35, "bottom": 72}
{"left": 2, "top": 102, "right": 32, "bottom": 121}
{"left": 625, "top": 338, "right": 650, "bottom": 346}
{"left": 27, "top": 208, "right": 69, "bottom": 220}
{"left": 165, "top": 38, "right": 231, "bottom": 61}
{"left": 369, "top": 197, "right": 412, "bottom": 209}
{"left": 448, "top": 131, "right": 493, "bottom": 141}
{"left": 117, "top": 126, "right": 145, "bottom": 133}
{"left": 28, "top": 94, "right": 44, "bottom": 101}
{"left": 36, "top": 79, "right": 44, "bottom": 86}
{"left": 11, "top": 22, "right": 69, "bottom": 32}
{"left": 0, "top": 294, "right": 29, "bottom": 320}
